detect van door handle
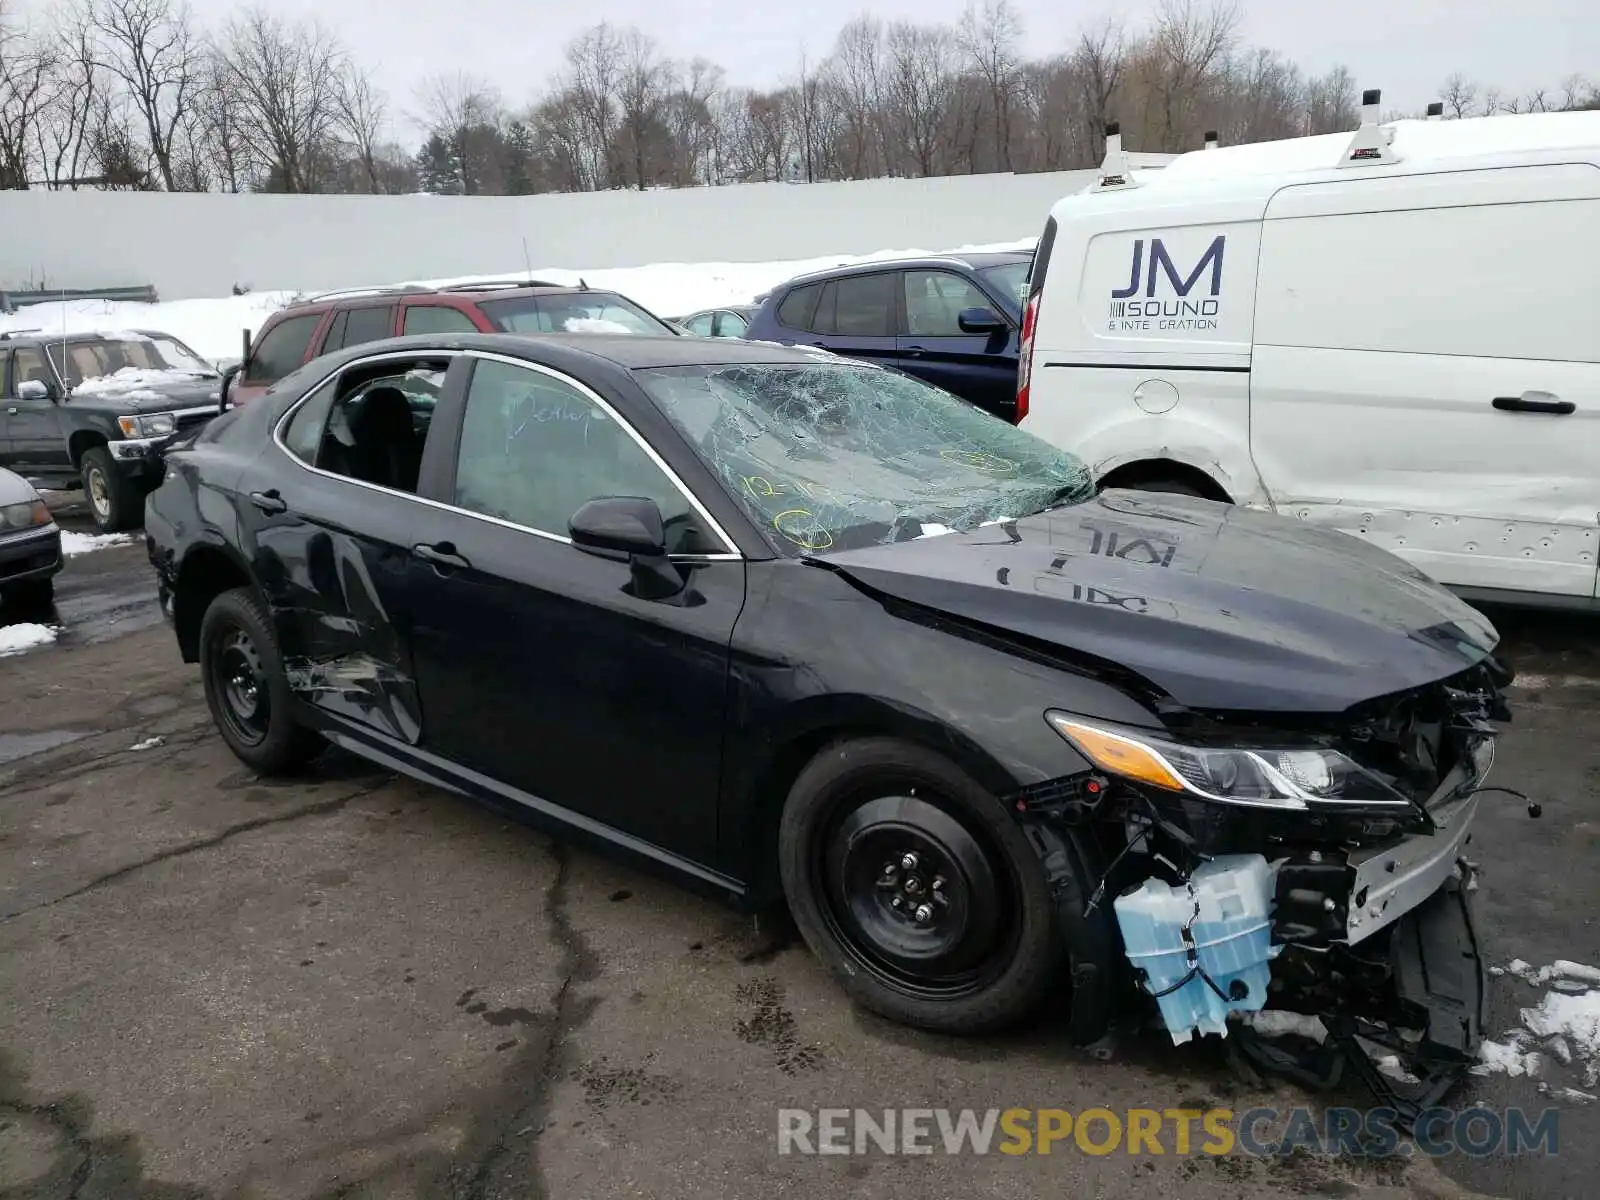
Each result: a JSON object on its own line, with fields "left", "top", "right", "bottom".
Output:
{"left": 902, "top": 345, "right": 926, "bottom": 358}
{"left": 413, "top": 541, "right": 470, "bottom": 570}
{"left": 1493, "top": 393, "right": 1574, "bottom": 415}
{"left": 248, "top": 489, "right": 287, "bottom": 514}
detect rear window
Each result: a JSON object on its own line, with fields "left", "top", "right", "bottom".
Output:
{"left": 478, "top": 293, "right": 673, "bottom": 336}
{"left": 775, "top": 283, "right": 823, "bottom": 330}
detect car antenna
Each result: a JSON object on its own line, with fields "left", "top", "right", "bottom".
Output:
{"left": 521, "top": 236, "right": 534, "bottom": 286}
{"left": 579, "top": 277, "right": 589, "bottom": 291}
{"left": 58, "top": 287, "right": 68, "bottom": 396}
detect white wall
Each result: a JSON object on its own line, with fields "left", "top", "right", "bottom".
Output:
{"left": 0, "top": 171, "right": 1104, "bottom": 301}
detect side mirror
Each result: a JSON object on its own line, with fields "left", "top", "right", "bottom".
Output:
{"left": 957, "top": 306, "right": 1008, "bottom": 334}
{"left": 16, "top": 379, "right": 52, "bottom": 401}
{"left": 217, "top": 362, "right": 241, "bottom": 411}
{"left": 570, "top": 496, "right": 668, "bottom": 561}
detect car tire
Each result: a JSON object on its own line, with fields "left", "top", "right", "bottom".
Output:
{"left": 199, "top": 586, "right": 325, "bottom": 775}
{"left": 779, "top": 736, "right": 1063, "bottom": 1035}
{"left": 80, "top": 446, "right": 143, "bottom": 532}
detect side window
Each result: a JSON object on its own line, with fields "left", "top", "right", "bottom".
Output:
{"left": 776, "top": 283, "right": 823, "bottom": 331}
{"left": 831, "top": 273, "right": 895, "bottom": 337}
{"left": 403, "top": 305, "right": 479, "bottom": 335}
{"left": 284, "top": 361, "right": 447, "bottom": 493}
{"left": 452, "top": 358, "right": 716, "bottom": 553}
{"left": 9, "top": 347, "right": 50, "bottom": 394}
{"left": 280, "top": 379, "right": 338, "bottom": 463}
{"left": 334, "top": 305, "right": 396, "bottom": 349}
{"left": 717, "top": 311, "right": 749, "bottom": 337}
{"left": 903, "top": 270, "right": 993, "bottom": 337}
{"left": 681, "top": 313, "right": 714, "bottom": 336}
{"left": 246, "top": 314, "right": 322, "bottom": 383}
{"left": 320, "top": 311, "right": 348, "bottom": 352}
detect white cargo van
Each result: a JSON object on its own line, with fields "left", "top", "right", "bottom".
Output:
{"left": 1017, "top": 100, "right": 1599, "bottom": 609}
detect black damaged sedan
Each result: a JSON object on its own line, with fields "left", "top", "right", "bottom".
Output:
{"left": 145, "top": 332, "right": 1513, "bottom": 1104}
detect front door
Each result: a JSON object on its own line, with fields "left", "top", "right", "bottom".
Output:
{"left": 236, "top": 351, "right": 464, "bottom": 742}
{"left": 896, "top": 268, "right": 1019, "bottom": 418}
{"left": 1250, "top": 165, "right": 1600, "bottom": 600}
{"left": 406, "top": 352, "right": 745, "bottom": 864}
{"left": 2, "top": 347, "right": 70, "bottom": 479}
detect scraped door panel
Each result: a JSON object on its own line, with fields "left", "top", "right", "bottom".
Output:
{"left": 1250, "top": 168, "right": 1600, "bottom": 598}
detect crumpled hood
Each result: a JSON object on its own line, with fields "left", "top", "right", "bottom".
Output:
{"left": 815, "top": 490, "right": 1501, "bottom": 713}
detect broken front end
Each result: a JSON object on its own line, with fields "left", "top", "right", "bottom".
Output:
{"left": 1018, "top": 657, "right": 1518, "bottom": 1123}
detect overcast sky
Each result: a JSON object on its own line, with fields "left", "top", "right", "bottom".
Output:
{"left": 167, "top": 0, "right": 1600, "bottom": 140}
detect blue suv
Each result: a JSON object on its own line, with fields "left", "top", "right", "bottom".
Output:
{"left": 742, "top": 252, "right": 1031, "bottom": 421}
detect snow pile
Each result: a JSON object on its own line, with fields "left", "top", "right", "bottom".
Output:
{"left": 561, "top": 317, "right": 636, "bottom": 334}
{"left": 61, "top": 530, "right": 134, "bottom": 555}
{"left": 0, "top": 238, "right": 1034, "bottom": 367}
{"left": 72, "top": 366, "right": 214, "bottom": 395}
{"left": 0, "top": 622, "right": 59, "bottom": 657}
{"left": 1476, "top": 958, "right": 1600, "bottom": 1099}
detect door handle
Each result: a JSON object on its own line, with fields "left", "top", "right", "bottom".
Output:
{"left": 248, "top": 489, "right": 287, "bottom": 514}
{"left": 902, "top": 346, "right": 926, "bottom": 358}
{"left": 1493, "top": 393, "right": 1574, "bottom": 415}
{"left": 413, "top": 541, "right": 470, "bottom": 570}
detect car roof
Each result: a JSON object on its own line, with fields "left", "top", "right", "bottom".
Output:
{"left": 1049, "top": 110, "right": 1600, "bottom": 222}
{"left": 778, "top": 250, "right": 1031, "bottom": 289}
{"left": 278, "top": 280, "right": 642, "bottom": 313}
{"left": 315, "top": 331, "right": 850, "bottom": 373}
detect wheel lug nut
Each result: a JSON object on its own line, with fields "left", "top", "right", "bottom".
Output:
{"left": 914, "top": 903, "right": 934, "bottom": 923}
{"left": 890, "top": 896, "right": 903, "bottom": 909}
{"left": 932, "top": 876, "right": 945, "bottom": 892}
{"left": 901, "top": 853, "right": 919, "bottom": 871}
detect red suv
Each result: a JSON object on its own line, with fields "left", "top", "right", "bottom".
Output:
{"left": 222, "top": 280, "right": 681, "bottom": 408}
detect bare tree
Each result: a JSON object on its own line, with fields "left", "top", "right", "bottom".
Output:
{"left": 1557, "top": 73, "right": 1589, "bottom": 111}
{"left": 1072, "top": 20, "right": 1125, "bottom": 160}
{"left": 414, "top": 70, "right": 501, "bottom": 194}
{"left": 883, "top": 21, "right": 957, "bottom": 176}
{"left": 1441, "top": 72, "right": 1478, "bottom": 119}
{"left": 1147, "top": 0, "right": 1240, "bottom": 150}
{"left": 958, "top": 0, "right": 1023, "bottom": 171}
{"left": 335, "top": 67, "right": 386, "bottom": 192}
{"left": 88, "top": 0, "right": 201, "bottom": 189}
{"left": 615, "top": 28, "right": 673, "bottom": 190}
{"left": 220, "top": 7, "right": 346, "bottom": 193}
{"left": 563, "top": 22, "right": 623, "bottom": 189}
{"left": 34, "top": 7, "right": 104, "bottom": 187}
{"left": 823, "top": 16, "right": 885, "bottom": 179}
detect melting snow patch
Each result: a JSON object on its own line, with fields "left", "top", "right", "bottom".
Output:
{"left": 1474, "top": 1037, "right": 1541, "bottom": 1078}
{"left": 71, "top": 366, "right": 211, "bottom": 395}
{"left": 61, "top": 530, "right": 134, "bottom": 555}
{"left": 561, "top": 317, "right": 635, "bottom": 334}
{"left": 916, "top": 523, "right": 954, "bottom": 540}
{"left": 0, "top": 622, "right": 59, "bottom": 657}
{"left": 129, "top": 736, "right": 165, "bottom": 752}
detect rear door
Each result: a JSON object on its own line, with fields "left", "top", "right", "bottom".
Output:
{"left": 235, "top": 349, "right": 466, "bottom": 742}
{"left": 231, "top": 311, "right": 328, "bottom": 407}
{"left": 1250, "top": 164, "right": 1600, "bottom": 600}
{"left": 322, "top": 303, "right": 398, "bottom": 353}
{"left": 802, "top": 273, "right": 899, "bottom": 365}
{"left": 896, "top": 268, "right": 1019, "bottom": 418}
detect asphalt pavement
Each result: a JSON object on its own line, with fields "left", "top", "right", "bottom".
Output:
{"left": 0, "top": 497, "right": 1595, "bottom": 1199}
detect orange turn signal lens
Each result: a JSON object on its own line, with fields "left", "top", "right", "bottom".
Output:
{"left": 1045, "top": 715, "right": 1187, "bottom": 792}
{"left": 29, "top": 500, "right": 51, "bottom": 526}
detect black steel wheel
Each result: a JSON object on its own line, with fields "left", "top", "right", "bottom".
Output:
{"left": 198, "top": 586, "right": 325, "bottom": 774}
{"left": 779, "top": 737, "right": 1063, "bottom": 1034}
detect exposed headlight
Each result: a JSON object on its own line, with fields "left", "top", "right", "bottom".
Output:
{"left": 117, "top": 412, "right": 176, "bottom": 438}
{"left": 0, "top": 499, "right": 52, "bottom": 529}
{"left": 1045, "top": 711, "right": 1413, "bottom": 810}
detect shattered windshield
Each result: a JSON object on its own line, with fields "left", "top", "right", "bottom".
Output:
{"left": 637, "top": 361, "right": 1093, "bottom": 555}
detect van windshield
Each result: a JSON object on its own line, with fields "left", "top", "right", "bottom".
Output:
{"left": 637, "top": 360, "right": 1093, "bottom": 555}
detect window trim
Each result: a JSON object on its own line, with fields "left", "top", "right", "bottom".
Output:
{"left": 270, "top": 347, "right": 743, "bottom": 563}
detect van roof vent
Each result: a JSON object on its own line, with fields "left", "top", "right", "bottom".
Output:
{"left": 1091, "top": 122, "right": 1143, "bottom": 191}
{"left": 1337, "top": 88, "right": 1401, "bottom": 168}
